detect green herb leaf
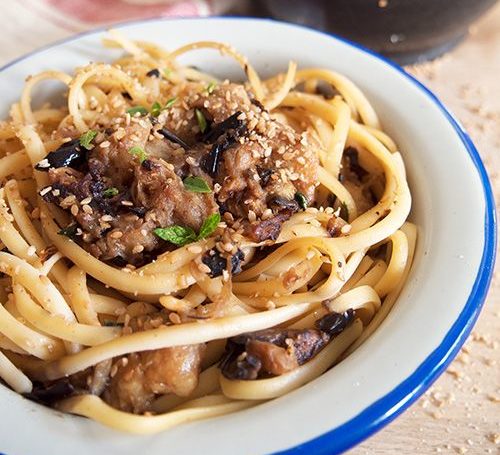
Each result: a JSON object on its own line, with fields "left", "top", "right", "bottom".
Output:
{"left": 294, "top": 192, "right": 308, "bottom": 210}
{"left": 151, "top": 101, "right": 162, "bottom": 117}
{"left": 103, "top": 320, "right": 124, "bottom": 327}
{"left": 79, "top": 130, "right": 97, "bottom": 150}
{"left": 58, "top": 224, "right": 78, "bottom": 239}
{"left": 103, "top": 187, "right": 119, "bottom": 198}
{"left": 206, "top": 82, "right": 217, "bottom": 94}
{"left": 183, "top": 176, "right": 211, "bottom": 193}
{"left": 154, "top": 225, "right": 197, "bottom": 246}
{"left": 195, "top": 108, "right": 208, "bottom": 133}
{"left": 129, "top": 146, "right": 147, "bottom": 163}
{"left": 165, "top": 97, "right": 177, "bottom": 109}
{"left": 127, "top": 106, "right": 148, "bottom": 116}
{"left": 198, "top": 213, "right": 221, "bottom": 240}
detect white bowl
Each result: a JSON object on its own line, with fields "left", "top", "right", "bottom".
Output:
{"left": 0, "top": 17, "right": 496, "bottom": 455}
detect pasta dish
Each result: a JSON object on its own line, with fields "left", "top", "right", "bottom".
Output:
{"left": 0, "top": 31, "right": 415, "bottom": 433}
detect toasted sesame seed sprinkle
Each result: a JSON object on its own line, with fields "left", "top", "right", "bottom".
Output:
{"left": 187, "top": 245, "right": 203, "bottom": 254}
{"left": 110, "top": 230, "right": 123, "bottom": 239}
{"left": 248, "top": 210, "right": 257, "bottom": 222}
{"left": 132, "top": 245, "right": 144, "bottom": 254}
{"left": 37, "top": 159, "right": 50, "bottom": 168}
{"left": 39, "top": 186, "right": 52, "bottom": 196}
{"left": 341, "top": 224, "right": 352, "bottom": 234}
{"left": 82, "top": 204, "right": 93, "bottom": 214}
{"left": 169, "top": 312, "right": 181, "bottom": 324}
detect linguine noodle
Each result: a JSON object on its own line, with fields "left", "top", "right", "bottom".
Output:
{"left": 0, "top": 31, "right": 415, "bottom": 434}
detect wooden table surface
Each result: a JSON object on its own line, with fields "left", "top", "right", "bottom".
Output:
{"left": 350, "top": 4, "right": 500, "bottom": 454}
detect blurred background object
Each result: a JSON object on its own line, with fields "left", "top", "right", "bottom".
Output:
{"left": 7, "top": 0, "right": 498, "bottom": 64}
{"left": 248, "top": 0, "right": 499, "bottom": 64}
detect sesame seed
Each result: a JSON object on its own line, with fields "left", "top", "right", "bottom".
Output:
{"left": 70, "top": 204, "right": 79, "bottom": 216}
{"left": 248, "top": 210, "right": 257, "bottom": 222}
{"left": 187, "top": 245, "right": 202, "bottom": 254}
{"left": 39, "top": 186, "right": 52, "bottom": 196}
{"left": 262, "top": 208, "right": 273, "bottom": 220}
{"left": 110, "top": 230, "right": 123, "bottom": 239}
{"left": 82, "top": 204, "right": 93, "bottom": 214}
{"left": 341, "top": 224, "right": 352, "bottom": 234}
{"left": 306, "top": 250, "right": 315, "bottom": 260}
{"left": 222, "top": 242, "right": 234, "bottom": 252}
{"left": 110, "top": 364, "right": 118, "bottom": 377}
{"left": 169, "top": 312, "right": 181, "bottom": 324}
{"left": 80, "top": 197, "right": 92, "bottom": 205}
{"left": 132, "top": 245, "right": 144, "bottom": 254}
{"left": 121, "top": 201, "right": 133, "bottom": 206}
{"left": 30, "top": 208, "right": 40, "bottom": 219}
{"left": 100, "top": 215, "right": 113, "bottom": 222}
{"left": 223, "top": 212, "right": 234, "bottom": 222}
{"left": 100, "top": 141, "right": 110, "bottom": 148}
{"left": 36, "top": 159, "right": 50, "bottom": 168}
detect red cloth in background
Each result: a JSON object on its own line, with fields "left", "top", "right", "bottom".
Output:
{"left": 45, "top": 0, "right": 207, "bottom": 24}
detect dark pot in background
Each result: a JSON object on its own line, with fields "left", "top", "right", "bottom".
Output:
{"left": 254, "top": 0, "right": 498, "bottom": 64}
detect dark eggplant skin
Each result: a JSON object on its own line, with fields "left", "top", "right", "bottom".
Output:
{"left": 219, "top": 309, "right": 355, "bottom": 380}
{"left": 146, "top": 68, "right": 161, "bottom": 78}
{"left": 201, "top": 111, "right": 247, "bottom": 177}
{"left": 201, "top": 249, "right": 245, "bottom": 278}
{"left": 24, "top": 379, "right": 76, "bottom": 405}
{"left": 35, "top": 139, "right": 87, "bottom": 171}
{"left": 158, "top": 128, "right": 190, "bottom": 150}
{"left": 201, "top": 111, "right": 244, "bottom": 144}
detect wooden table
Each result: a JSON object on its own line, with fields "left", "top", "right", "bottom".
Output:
{"left": 350, "top": 4, "right": 500, "bottom": 454}
{"left": 0, "top": 2, "right": 497, "bottom": 453}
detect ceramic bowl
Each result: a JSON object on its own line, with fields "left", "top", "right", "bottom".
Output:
{"left": 0, "top": 17, "right": 496, "bottom": 455}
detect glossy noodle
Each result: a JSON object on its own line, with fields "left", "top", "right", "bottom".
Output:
{"left": 0, "top": 31, "right": 415, "bottom": 433}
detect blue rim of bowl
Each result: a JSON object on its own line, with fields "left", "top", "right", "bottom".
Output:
{"left": 0, "top": 16, "right": 496, "bottom": 455}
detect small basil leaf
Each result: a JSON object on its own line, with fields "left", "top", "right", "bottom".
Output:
{"left": 103, "top": 187, "right": 119, "bottom": 198}
{"left": 58, "top": 224, "right": 78, "bottom": 239}
{"left": 195, "top": 108, "right": 208, "bottom": 133}
{"left": 294, "top": 192, "right": 308, "bottom": 210}
{"left": 129, "top": 146, "right": 147, "bottom": 163}
{"left": 183, "top": 176, "right": 211, "bottom": 193}
{"left": 79, "top": 130, "right": 97, "bottom": 150}
{"left": 127, "top": 106, "right": 148, "bottom": 116}
{"left": 165, "top": 97, "right": 177, "bottom": 109}
{"left": 151, "top": 101, "right": 162, "bottom": 117}
{"left": 154, "top": 225, "right": 197, "bottom": 246}
{"left": 206, "top": 82, "right": 217, "bottom": 94}
{"left": 198, "top": 213, "right": 221, "bottom": 240}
